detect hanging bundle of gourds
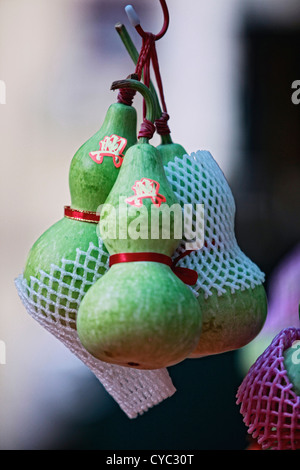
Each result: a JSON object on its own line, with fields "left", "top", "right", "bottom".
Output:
{"left": 16, "top": 0, "right": 269, "bottom": 420}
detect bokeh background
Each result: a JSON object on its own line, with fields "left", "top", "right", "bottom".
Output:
{"left": 0, "top": 0, "right": 299, "bottom": 450}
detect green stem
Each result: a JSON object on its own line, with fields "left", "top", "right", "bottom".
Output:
{"left": 111, "top": 78, "right": 156, "bottom": 144}
{"left": 161, "top": 134, "right": 172, "bottom": 144}
{"left": 115, "top": 23, "right": 139, "bottom": 67}
{"left": 115, "top": 23, "right": 163, "bottom": 123}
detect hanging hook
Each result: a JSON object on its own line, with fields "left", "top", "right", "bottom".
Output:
{"left": 125, "top": 0, "right": 169, "bottom": 41}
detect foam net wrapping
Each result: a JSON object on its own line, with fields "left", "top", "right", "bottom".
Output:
{"left": 164, "top": 150, "right": 265, "bottom": 298}
{"left": 15, "top": 240, "right": 176, "bottom": 419}
{"left": 236, "top": 327, "right": 300, "bottom": 450}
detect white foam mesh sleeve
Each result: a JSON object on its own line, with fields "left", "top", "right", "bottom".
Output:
{"left": 15, "top": 240, "right": 176, "bottom": 419}
{"left": 165, "top": 150, "right": 265, "bottom": 298}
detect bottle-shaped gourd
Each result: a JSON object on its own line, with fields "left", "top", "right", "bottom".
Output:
{"left": 164, "top": 150, "right": 268, "bottom": 357}
{"left": 23, "top": 90, "right": 137, "bottom": 326}
{"left": 76, "top": 79, "right": 202, "bottom": 369}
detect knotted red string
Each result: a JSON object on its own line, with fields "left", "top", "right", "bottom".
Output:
{"left": 155, "top": 112, "right": 170, "bottom": 136}
{"left": 117, "top": 73, "right": 139, "bottom": 106}
{"left": 117, "top": 16, "right": 171, "bottom": 136}
{"left": 109, "top": 252, "right": 198, "bottom": 286}
{"left": 135, "top": 32, "right": 171, "bottom": 136}
{"left": 117, "top": 86, "right": 136, "bottom": 106}
{"left": 138, "top": 119, "right": 156, "bottom": 140}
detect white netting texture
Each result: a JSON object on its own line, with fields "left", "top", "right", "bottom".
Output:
{"left": 15, "top": 240, "right": 176, "bottom": 419}
{"left": 165, "top": 150, "right": 265, "bottom": 298}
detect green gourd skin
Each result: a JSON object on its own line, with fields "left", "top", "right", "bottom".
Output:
{"left": 189, "top": 285, "right": 268, "bottom": 358}
{"left": 23, "top": 101, "right": 138, "bottom": 325}
{"left": 24, "top": 218, "right": 101, "bottom": 281}
{"left": 284, "top": 344, "right": 300, "bottom": 396}
{"left": 24, "top": 219, "right": 104, "bottom": 324}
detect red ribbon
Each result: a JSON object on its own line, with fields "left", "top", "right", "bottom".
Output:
{"left": 109, "top": 252, "right": 198, "bottom": 286}
{"left": 64, "top": 206, "right": 100, "bottom": 224}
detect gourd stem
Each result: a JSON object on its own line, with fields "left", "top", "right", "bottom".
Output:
{"left": 111, "top": 78, "right": 156, "bottom": 143}
{"left": 161, "top": 134, "right": 172, "bottom": 145}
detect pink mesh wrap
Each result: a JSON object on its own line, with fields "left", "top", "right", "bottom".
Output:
{"left": 236, "top": 327, "right": 300, "bottom": 450}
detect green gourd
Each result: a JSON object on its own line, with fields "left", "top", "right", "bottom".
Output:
{"left": 23, "top": 92, "right": 138, "bottom": 324}
{"left": 76, "top": 79, "right": 202, "bottom": 369}
{"left": 188, "top": 169, "right": 267, "bottom": 357}
{"left": 164, "top": 152, "right": 268, "bottom": 358}
{"left": 186, "top": 183, "right": 268, "bottom": 357}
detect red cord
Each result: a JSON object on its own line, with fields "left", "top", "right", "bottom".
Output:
{"left": 125, "top": 0, "right": 171, "bottom": 137}
{"left": 135, "top": 0, "right": 169, "bottom": 41}
{"left": 138, "top": 119, "right": 156, "bottom": 140}
{"left": 134, "top": 32, "right": 171, "bottom": 136}
{"left": 117, "top": 87, "right": 136, "bottom": 106}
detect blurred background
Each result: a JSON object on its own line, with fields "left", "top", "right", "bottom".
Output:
{"left": 0, "top": 0, "right": 299, "bottom": 450}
